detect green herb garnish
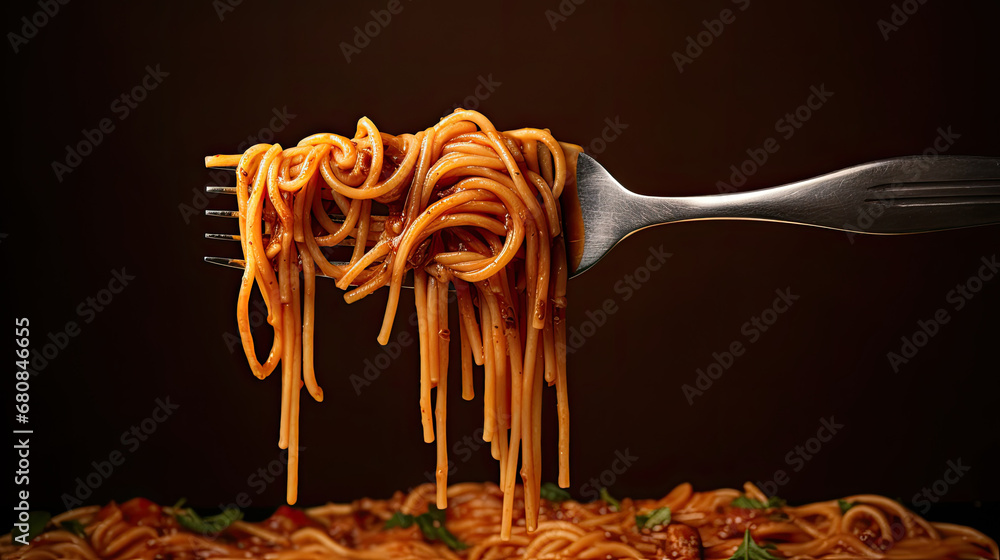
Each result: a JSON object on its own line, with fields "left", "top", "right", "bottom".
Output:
{"left": 384, "top": 505, "right": 467, "bottom": 551}
{"left": 727, "top": 528, "right": 781, "bottom": 560}
{"left": 13, "top": 511, "right": 51, "bottom": 544}
{"left": 540, "top": 482, "right": 571, "bottom": 503}
{"left": 635, "top": 506, "right": 671, "bottom": 530}
{"left": 416, "top": 506, "right": 468, "bottom": 551}
{"left": 838, "top": 499, "right": 856, "bottom": 514}
{"left": 59, "top": 520, "right": 87, "bottom": 539}
{"left": 599, "top": 488, "right": 621, "bottom": 511}
{"left": 171, "top": 500, "right": 242, "bottom": 535}
{"left": 731, "top": 495, "right": 786, "bottom": 509}
{"left": 384, "top": 511, "right": 414, "bottom": 529}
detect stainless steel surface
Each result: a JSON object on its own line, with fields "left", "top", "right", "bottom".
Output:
{"left": 203, "top": 154, "right": 1000, "bottom": 284}
{"left": 204, "top": 230, "right": 363, "bottom": 249}
{"left": 204, "top": 256, "right": 351, "bottom": 280}
{"left": 202, "top": 181, "right": 386, "bottom": 286}
{"left": 572, "top": 154, "right": 1000, "bottom": 277}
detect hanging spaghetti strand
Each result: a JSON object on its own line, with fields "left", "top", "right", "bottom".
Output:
{"left": 204, "top": 110, "right": 581, "bottom": 535}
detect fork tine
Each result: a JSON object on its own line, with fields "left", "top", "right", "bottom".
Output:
{"left": 206, "top": 233, "right": 239, "bottom": 241}
{"left": 203, "top": 186, "right": 390, "bottom": 220}
{"left": 204, "top": 256, "right": 248, "bottom": 270}
{"left": 203, "top": 209, "right": 386, "bottom": 234}
{"left": 867, "top": 179, "right": 1000, "bottom": 202}
{"left": 880, "top": 155, "right": 1000, "bottom": 183}
{"left": 204, "top": 257, "right": 418, "bottom": 292}
{"left": 203, "top": 169, "right": 407, "bottom": 286}
{"left": 204, "top": 256, "right": 341, "bottom": 279}
{"left": 206, "top": 209, "right": 240, "bottom": 218}
{"left": 204, "top": 232, "right": 375, "bottom": 248}
{"left": 204, "top": 255, "right": 412, "bottom": 287}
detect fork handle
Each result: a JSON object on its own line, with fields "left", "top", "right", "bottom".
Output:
{"left": 630, "top": 155, "right": 1000, "bottom": 235}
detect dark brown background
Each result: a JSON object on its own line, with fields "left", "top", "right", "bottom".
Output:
{"left": 4, "top": 0, "right": 999, "bottom": 536}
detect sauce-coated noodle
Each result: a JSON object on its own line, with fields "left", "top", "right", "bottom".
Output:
{"left": 204, "top": 110, "right": 580, "bottom": 537}
{"left": 4, "top": 483, "right": 996, "bottom": 559}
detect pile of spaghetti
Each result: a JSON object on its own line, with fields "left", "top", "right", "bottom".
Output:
{"left": 203, "top": 110, "right": 580, "bottom": 536}
{"left": 4, "top": 482, "right": 996, "bottom": 559}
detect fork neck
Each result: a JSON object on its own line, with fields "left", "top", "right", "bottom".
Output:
{"left": 622, "top": 179, "right": 830, "bottom": 230}
{"left": 620, "top": 189, "right": 777, "bottom": 230}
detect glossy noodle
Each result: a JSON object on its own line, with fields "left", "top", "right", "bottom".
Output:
{"left": 203, "top": 110, "right": 579, "bottom": 537}
{"left": 4, "top": 482, "right": 996, "bottom": 559}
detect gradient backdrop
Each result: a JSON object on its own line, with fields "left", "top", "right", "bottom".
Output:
{"left": 4, "top": 0, "right": 999, "bottom": 537}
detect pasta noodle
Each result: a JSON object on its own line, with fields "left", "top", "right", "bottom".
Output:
{"left": 4, "top": 111, "right": 996, "bottom": 560}
{"left": 5, "top": 482, "right": 996, "bottom": 559}
{"left": 202, "top": 110, "right": 581, "bottom": 536}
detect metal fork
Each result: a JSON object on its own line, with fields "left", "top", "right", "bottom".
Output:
{"left": 204, "top": 154, "right": 1000, "bottom": 283}
{"left": 203, "top": 180, "right": 386, "bottom": 285}
{"left": 564, "top": 154, "right": 1000, "bottom": 275}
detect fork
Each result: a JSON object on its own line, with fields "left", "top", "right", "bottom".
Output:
{"left": 204, "top": 154, "right": 1000, "bottom": 283}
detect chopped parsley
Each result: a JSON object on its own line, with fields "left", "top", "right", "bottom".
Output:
{"left": 731, "top": 495, "right": 786, "bottom": 509}
{"left": 540, "top": 482, "right": 572, "bottom": 503}
{"left": 59, "top": 520, "right": 87, "bottom": 539}
{"left": 383, "top": 505, "right": 467, "bottom": 551}
{"left": 838, "top": 499, "right": 856, "bottom": 514}
{"left": 599, "top": 488, "right": 621, "bottom": 511}
{"left": 384, "top": 511, "right": 414, "bottom": 529}
{"left": 635, "top": 506, "right": 671, "bottom": 530}
{"left": 727, "top": 528, "right": 782, "bottom": 560}
{"left": 171, "top": 499, "right": 243, "bottom": 534}
{"left": 13, "top": 511, "right": 50, "bottom": 543}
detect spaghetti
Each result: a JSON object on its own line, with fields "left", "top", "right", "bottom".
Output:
{"left": 4, "top": 482, "right": 996, "bottom": 559}
{"left": 202, "top": 110, "right": 580, "bottom": 537}
{"left": 5, "top": 112, "right": 996, "bottom": 559}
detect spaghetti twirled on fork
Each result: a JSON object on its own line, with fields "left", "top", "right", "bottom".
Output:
{"left": 204, "top": 110, "right": 581, "bottom": 538}
{"left": 6, "top": 111, "right": 996, "bottom": 560}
